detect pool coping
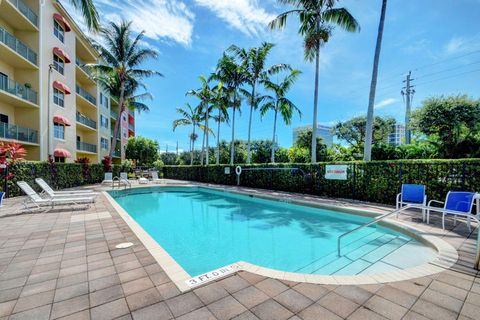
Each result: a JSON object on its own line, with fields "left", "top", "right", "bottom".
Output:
{"left": 103, "top": 184, "right": 458, "bottom": 292}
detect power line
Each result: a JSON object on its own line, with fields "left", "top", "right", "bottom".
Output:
{"left": 416, "top": 60, "right": 480, "bottom": 80}
{"left": 412, "top": 49, "right": 480, "bottom": 72}
{"left": 415, "top": 68, "right": 480, "bottom": 87}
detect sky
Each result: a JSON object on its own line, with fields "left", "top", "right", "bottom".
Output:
{"left": 64, "top": 0, "right": 480, "bottom": 152}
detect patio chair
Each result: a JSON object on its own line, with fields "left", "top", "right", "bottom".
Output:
{"left": 119, "top": 172, "right": 131, "bottom": 188}
{"left": 0, "top": 192, "right": 4, "bottom": 208}
{"left": 35, "top": 178, "right": 97, "bottom": 200}
{"left": 151, "top": 171, "right": 165, "bottom": 184}
{"left": 16, "top": 181, "right": 93, "bottom": 210}
{"left": 396, "top": 184, "right": 427, "bottom": 221}
{"left": 102, "top": 172, "right": 113, "bottom": 184}
{"left": 426, "top": 191, "right": 479, "bottom": 231}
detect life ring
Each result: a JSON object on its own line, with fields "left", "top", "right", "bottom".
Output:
{"left": 235, "top": 166, "right": 242, "bottom": 175}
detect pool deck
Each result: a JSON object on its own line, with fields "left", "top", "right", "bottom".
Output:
{"left": 0, "top": 180, "right": 479, "bottom": 320}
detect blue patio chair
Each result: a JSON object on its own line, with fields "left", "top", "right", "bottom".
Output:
{"left": 396, "top": 184, "right": 427, "bottom": 221}
{"left": 427, "top": 191, "right": 478, "bottom": 231}
{"left": 0, "top": 192, "right": 4, "bottom": 208}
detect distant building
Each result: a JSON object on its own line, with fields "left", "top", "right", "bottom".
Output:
{"left": 293, "top": 125, "right": 334, "bottom": 147}
{"left": 388, "top": 124, "right": 405, "bottom": 146}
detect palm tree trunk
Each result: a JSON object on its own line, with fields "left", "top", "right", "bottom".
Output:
{"left": 200, "top": 126, "right": 205, "bottom": 166}
{"left": 109, "top": 81, "right": 125, "bottom": 163}
{"left": 311, "top": 29, "right": 321, "bottom": 163}
{"left": 216, "top": 110, "right": 221, "bottom": 165}
{"left": 364, "top": 0, "right": 388, "bottom": 161}
{"left": 205, "top": 107, "right": 209, "bottom": 165}
{"left": 246, "top": 84, "right": 256, "bottom": 164}
{"left": 190, "top": 125, "right": 195, "bottom": 166}
{"left": 271, "top": 107, "right": 278, "bottom": 163}
{"left": 230, "top": 102, "right": 236, "bottom": 165}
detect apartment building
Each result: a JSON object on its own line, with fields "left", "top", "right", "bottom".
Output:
{"left": 0, "top": 0, "right": 134, "bottom": 163}
{"left": 293, "top": 125, "right": 334, "bottom": 147}
{"left": 387, "top": 124, "right": 405, "bottom": 146}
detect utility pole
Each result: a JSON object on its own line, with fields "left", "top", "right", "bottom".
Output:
{"left": 401, "top": 71, "right": 415, "bottom": 144}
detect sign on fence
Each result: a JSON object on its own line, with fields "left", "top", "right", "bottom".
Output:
{"left": 224, "top": 167, "right": 230, "bottom": 174}
{"left": 325, "top": 165, "right": 348, "bottom": 180}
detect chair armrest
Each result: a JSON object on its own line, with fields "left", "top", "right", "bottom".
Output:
{"left": 396, "top": 193, "right": 401, "bottom": 203}
{"left": 428, "top": 199, "right": 444, "bottom": 207}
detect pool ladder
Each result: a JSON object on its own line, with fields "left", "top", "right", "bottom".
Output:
{"left": 337, "top": 205, "right": 413, "bottom": 257}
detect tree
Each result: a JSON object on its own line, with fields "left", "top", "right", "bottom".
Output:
{"left": 364, "top": 0, "right": 388, "bottom": 161}
{"left": 334, "top": 116, "right": 395, "bottom": 151}
{"left": 125, "top": 136, "right": 159, "bottom": 166}
{"left": 412, "top": 95, "right": 480, "bottom": 158}
{"left": 250, "top": 140, "right": 274, "bottom": 163}
{"left": 69, "top": 0, "right": 100, "bottom": 32}
{"left": 213, "top": 54, "right": 247, "bottom": 165}
{"left": 293, "top": 127, "right": 328, "bottom": 161}
{"left": 261, "top": 69, "right": 302, "bottom": 163}
{"left": 228, "top": 43, "right": 288, "bottom": 163}
{"left": 160, "top": 152, "right": 178, "bottom": 165}
{"left": 270, "top": 0, "right": 359, "bottom": 163}
{"left": 89, "top": 20, "right": 161, "bottom": 162}
{"left": 211, "top": 91, "right": 229, "bottom": 165}
{"left": 172, "top": 104, "right": 202, "bottom": 165}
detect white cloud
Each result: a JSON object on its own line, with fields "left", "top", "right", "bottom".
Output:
{"left": 444, "top": 33, "right": 480, "bottom": 55}
{"left": 64, "top": 0, "right": 195, "bottom": 46}
{"left": 193, "top": 0, "right": 276, "bottom": 36}
{"left": 374, "top": 98, "right": 398, "bottom": 109}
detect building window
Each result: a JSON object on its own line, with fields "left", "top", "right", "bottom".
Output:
{"left": 53, "top": 88, "right": 64, "bottom": 107}
{"left": 0, "top": 113, "right": 8, "bottom": 124}
{"left": 122, "top": 127, "right": 127, "bottom": 138}
{"left": 54, "top": 123, "right": 65, "bottom": 139}
{"left": 54, "top": 156, "right": 65, "bottom": 163}
{"left": 53, "top": 54, "right": 64, "bottom": 74}
{"left": 101, "top": 137, "right": 108, "bottom": 149}
{"left": 100, "top": 115, "right": 108, "bottom": 129}
{"left": 122, "top": 114, "right": 127, "bottom": 122}
{"left": 54, "top": 20, "right": 65, "bottom": 42}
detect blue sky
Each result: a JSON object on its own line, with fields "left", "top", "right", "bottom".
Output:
{"left": 67, "top": 0, "right": 480, "bottom": 152}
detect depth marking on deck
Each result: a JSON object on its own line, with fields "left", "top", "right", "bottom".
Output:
{"left": 185, "top": 263, "right": 242, "bottom": 288}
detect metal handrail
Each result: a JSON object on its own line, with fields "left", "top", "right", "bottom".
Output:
{"left": 337, "top": 205, "right": 412, "bottom": 256}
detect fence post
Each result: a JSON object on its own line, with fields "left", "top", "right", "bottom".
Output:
{"left": 351, "top": 163, "right": 356, "bottom": 200}
{"left": 461, "top": 161, "right": 466, "bottom": 190}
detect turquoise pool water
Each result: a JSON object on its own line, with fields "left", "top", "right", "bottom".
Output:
{"left": 110, "top": 187, "right": 437, "bottom": 277}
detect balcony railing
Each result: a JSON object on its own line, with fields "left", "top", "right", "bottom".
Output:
{"left": 0, "top": 122, "right": 38, "bottom": 144}
{"left": 75, "top": 84, "right": 96, "bottom": 105}
{"left": 77, "top": 141, "right": 97, "bottom": 153}
{"left": 75, "top": 57, "right": 92, "bottom": 77}
{"left": 110, "top": 110, "right": 118, "bottom": 119}
{"left": 0, "top": 76, "right": 37, "bottom": 104}
{"left": 76, "top": 112, "right": 97, "bottom": 129}
{"left": 113, "top": 149, "right": 121, "bottom": 157}
{"left": 0, "top": 26, "right": 37, "bottom": 65}
{"left": 8, "top": 0, "right": 38, "bottom": 27}
{"left": 128, "top": 123, "right": 134, "bottom": 131}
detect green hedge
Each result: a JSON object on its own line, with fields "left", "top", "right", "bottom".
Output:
{"left": 0, "top": 162, "right": 106, "bottom": 197}
{"left": 162, "top": 159, "right": 480, "bottom": 205}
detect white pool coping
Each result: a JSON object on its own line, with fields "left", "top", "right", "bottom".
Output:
{"left": 103, "top": 185, "right": 458, "bottom": 292}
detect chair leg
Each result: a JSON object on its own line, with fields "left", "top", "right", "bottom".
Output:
{"left": 442, "top": 213, "right": 446, "bottom": 230}
{"left": 454, "top": 215, "right": 457, "bottom": 227}
{"left": 427, "top": 209, "right": 430, "bottom": 224}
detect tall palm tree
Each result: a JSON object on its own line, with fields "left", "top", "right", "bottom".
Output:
{"left": 70, "top": 0, "right": 100, "bottom": 32}
{"left": 210, "top": 83, "right": 229, "bottom": 165}
{"left": 89, "top": 20, "right": 162, "bottom": 161}
{"left": 228, "top": 43, "right": 288, "bottom": 164}
{"left": 270, "top": 0, "right": 359, "bottom": 163}
{"left": 173, "top": 104, "right": 202, "bottom": 165}
{"left": 261, "top": 70, "right": 302, "bottom": 163}
{"left": 212, "top": 54, "right": 247, "bottom": 165}
{"left": 364, "top": 0, "right": 388, "bottom": 161}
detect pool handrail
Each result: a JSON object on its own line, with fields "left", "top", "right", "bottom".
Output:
{"left": 337, "top": 205, "right": 413, "bottom": 257}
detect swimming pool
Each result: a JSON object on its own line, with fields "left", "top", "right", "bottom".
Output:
{"left": 109, "top": 186, "right": 441, "bottom": 279}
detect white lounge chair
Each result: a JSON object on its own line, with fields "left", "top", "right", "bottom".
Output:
{"left": 151, "top": 171, "right": 165, "bottom": 184}
{"left": 117, "top": 172, "right": 131, "bottom": 188}
{"left": 17, "top": 181, "right": 93, "bottom": 210}
{"left": 35, "top": 178, "right": 97, "bottom": 199}
{"left": 102, "top": 172, "right": 113, "bottom": 184}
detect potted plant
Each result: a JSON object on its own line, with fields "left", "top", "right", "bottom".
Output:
{"left": 24, "top": 83, "right": 32, "bottom": 89}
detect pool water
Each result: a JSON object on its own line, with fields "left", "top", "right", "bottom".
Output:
{"left": 111, "top": 187, "right": 437, "bottom": 277}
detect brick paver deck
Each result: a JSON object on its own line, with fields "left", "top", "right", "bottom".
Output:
{"left": 0, "top": 181, "right": 478, "bottom": 319}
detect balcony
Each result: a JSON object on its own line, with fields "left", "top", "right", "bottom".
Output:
{"left": 76, "top": 84, "right": 96, "bottom": 106}
{"left": 7, "top": 0, "right": 38, "bottom": 27}
{"left": 75, "top": 57, "right": 95, "bottom": 85}
{"left": 76, "top": 112, "right": 97, "bottom": 130}
{"left": 77, "top": 141, "right": 97, "bottom": 153}
{"left": 0, "top": 26, "right": 37, "bottom": 67}
{"left": 110, "top": 110, "right": 118, "bottom": 120}
{"left": 0, "top": 122, "right": 38, "bottom": 144}
{"left": 113, "top": 149, "right": 121, "bottom": 158}
{"left": 128, "top": 123, "right": 134, "bottom": 131}
{"left": 0, "top": 77, "right": 38, "bottom": 107}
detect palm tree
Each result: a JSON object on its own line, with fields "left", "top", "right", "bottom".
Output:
{"left": 212, "top": 54, "right": 247, "bottom": 165}
{"left": 261, "top": 70, "right": 302, "bottom": 163}
{"left": 89, "top": 20, "right": 162, "bottom": 161}
{"left": 270, "top": 0, "right": 359, "bottom": 163}
{"left": 69, "top": 0, "right": 100, "bottom": 32}
{"left": 364, "top": 0, "right": 388, "bottom": 161}
{"left": 210, "top": 83, "right": 229, "bottom": 165}
{"left": 173, "top": 104, "right": 202, "bottom": 165}
{"left": 228, "top": 43, "right": 288, "bottom": 164}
